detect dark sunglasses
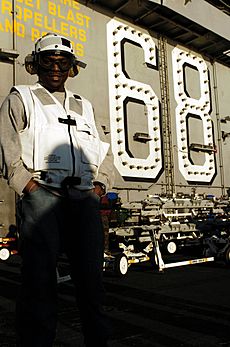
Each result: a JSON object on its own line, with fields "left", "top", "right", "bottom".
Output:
{"left": 38, "top": 54, "right": 73, "bottom": 72}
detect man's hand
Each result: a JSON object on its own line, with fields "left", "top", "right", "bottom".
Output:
{"left": 23, "top": 179, "right": 40, "bottom": 194}
{"left": 93, "top": 182, "right": 106, "bottom": 197}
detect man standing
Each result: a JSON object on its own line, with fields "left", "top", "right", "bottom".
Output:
{"left": 0, "top": 33, "right": 114, "bottom": 347}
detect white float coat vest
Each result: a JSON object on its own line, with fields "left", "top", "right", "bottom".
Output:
{"left": 15, "top": 83, "right": 109, "bottom": 190}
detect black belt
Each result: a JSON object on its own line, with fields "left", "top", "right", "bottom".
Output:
{"left": 61, "top": 176, "right": 81, "bottom": 189}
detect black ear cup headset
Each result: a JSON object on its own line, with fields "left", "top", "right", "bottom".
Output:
{"left": 24, "top": 32, "right": 86, "bottom": 77}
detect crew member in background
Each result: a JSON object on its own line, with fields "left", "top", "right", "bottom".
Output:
{"left": 0, "top": 33, "right": 114, "bottom": 347}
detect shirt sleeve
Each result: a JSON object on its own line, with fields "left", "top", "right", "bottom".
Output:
{"left": 94, "top": 121, "right": 115, "bottom": 192}
{"left": 0, "top": 91, "right": 33, "bottom": 195}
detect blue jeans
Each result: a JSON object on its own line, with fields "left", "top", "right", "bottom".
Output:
{"left": 16, "top": 186, "right": 110, "bottom": 347}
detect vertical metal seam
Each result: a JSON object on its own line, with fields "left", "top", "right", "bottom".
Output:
{"left": 158, "top": 35, "right": 175, "bottom": 196}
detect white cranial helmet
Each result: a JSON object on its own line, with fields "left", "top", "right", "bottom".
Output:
{"left": 25, "top": 32, "right": 86, "bottom": 76}
{"left": 35, "top": 33, "right": 75, "bottom": 57}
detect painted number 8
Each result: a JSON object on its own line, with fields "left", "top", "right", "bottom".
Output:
{"left": 172, "top": 47, "right": 215, "bottom": 182}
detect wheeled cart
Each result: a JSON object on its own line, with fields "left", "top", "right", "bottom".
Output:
{"left": 0, "top": 236, "right": 18, "bottom": 261}
{"left": 103, "top": 225, "right": 230, "bottom": 276}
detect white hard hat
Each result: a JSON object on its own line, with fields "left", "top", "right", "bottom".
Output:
{"left": 25, "top": 32, "right": 87, "bottom": 76}
{"left": 35, "top": 33, "right": 75, "bottom": 57}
